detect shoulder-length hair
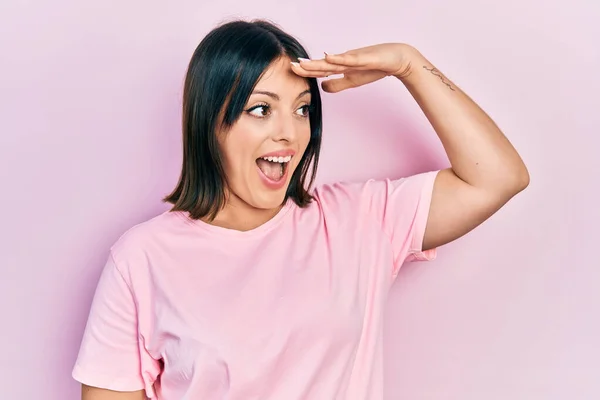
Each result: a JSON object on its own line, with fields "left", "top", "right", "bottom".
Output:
{"left": 164, "top": 19, "right": 323, "bottom": 221}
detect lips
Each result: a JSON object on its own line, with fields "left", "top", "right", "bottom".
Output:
{"left": 255, "top": 150, "right": 295, "bottom": 190}
{"left": 258, "top": 149, "right": 296, "bottom": 159}
{"left": 256, "top": 157, "right": 287, "bottom": 181}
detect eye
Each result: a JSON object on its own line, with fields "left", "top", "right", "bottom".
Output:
{"left": 296, "top": 104, "right": 312, "bottom": 118}
{"left": 247, "top": 104, "right": 270, "bottom": 118}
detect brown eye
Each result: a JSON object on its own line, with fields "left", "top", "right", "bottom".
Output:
{"left": 247, "top": 104, "right": 270, "bottom": 117}
{"left": 296, "top": 104, "right": 311, "bottom": 117}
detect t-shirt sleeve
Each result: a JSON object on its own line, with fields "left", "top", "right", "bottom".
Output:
{"left": 72, "top": 252, "right": 160, "bottom": 397}
{"left": 359, "top": 170, "right": 439, "bottom": 275}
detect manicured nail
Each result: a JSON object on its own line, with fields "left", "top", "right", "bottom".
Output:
{"left": 298, "top": 57, "right": 310, "bottom": 62}
{"left": 290, "top": 62, "right": 300, "bottom": 67}
{"left": 324, "top": 51, "right": 329, "bottom": 55}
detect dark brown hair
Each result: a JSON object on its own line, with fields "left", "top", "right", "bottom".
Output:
{"left": 163, "top": 19, "right": 323, "bottom": 221}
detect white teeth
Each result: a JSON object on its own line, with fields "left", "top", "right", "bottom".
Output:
{"left": 261, "top": 155, "right": 292, "bottom": 163}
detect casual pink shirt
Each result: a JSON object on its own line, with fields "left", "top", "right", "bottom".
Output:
{"left": 72, "top": 171, "right": 439, "bottom": 399}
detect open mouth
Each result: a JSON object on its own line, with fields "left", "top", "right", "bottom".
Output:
{"left": 255, "top": 155, "right": 292, "bottom": 182}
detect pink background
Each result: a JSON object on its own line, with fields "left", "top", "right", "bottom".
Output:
{"left": 1, "top": 1, "right": 599, "bottom": 399}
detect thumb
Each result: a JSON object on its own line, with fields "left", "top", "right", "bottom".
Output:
{"left": 321, "top": 75, "right": 354, "bottom": 93}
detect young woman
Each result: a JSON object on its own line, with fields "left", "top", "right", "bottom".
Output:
{"left": 73, "top": 19, "right": 529, "bottom": 400}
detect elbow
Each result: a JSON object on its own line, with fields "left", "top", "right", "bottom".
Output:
{"left": 516, "top": 159, "right": 530, "bottom": 191}
{"left": 518, "top": 167, "right": 531, "bottom": 191}
{"left": 484, "top": 161, "right": 530, "bottom": 199}
{"left": 504, "top": 162, "right": 530, "bottom": 196}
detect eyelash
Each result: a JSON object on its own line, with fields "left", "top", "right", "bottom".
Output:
{"left": 246, "top": 103, "right": 313, "bottom": 119}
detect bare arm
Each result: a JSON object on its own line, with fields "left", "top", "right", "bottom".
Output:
{"left": 291, "top": 43, "right": 529, "bottom": 250}
{"left": 398, "top": 47, "right": 530, "bottom": 250}
{"left": 82, "top": 385, "right": 146, "bottom": 400}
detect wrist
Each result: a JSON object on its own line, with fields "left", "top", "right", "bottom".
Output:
{"left": 393, "top": 45, "right": 427, "bottom": 81}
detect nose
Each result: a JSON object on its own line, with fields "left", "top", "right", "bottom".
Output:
{"left": 272, "top": 113, "right": 298, "bottom": 143}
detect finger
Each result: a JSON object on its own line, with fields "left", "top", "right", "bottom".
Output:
{"left": 324, "top": 51, "right": 368, "bottom": 68}
{"left": 290, "top": 62, "right": 338, "bottom": 78}
{"left": 321, "top": 76, "right": 355, "bottom": 93}
{"left": 295, "top": 58, "right": 346, "bottom": 74}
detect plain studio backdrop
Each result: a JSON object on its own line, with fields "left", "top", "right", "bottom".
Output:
{"left": 1, "top": 1, "right": 598, "bottom": 399}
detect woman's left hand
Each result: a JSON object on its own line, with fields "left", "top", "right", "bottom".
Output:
{"left": 291, "top": 43, "right": 418, "bottom": 93}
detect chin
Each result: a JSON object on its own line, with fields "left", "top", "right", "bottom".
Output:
{"left": 250, "top": 189, "right": 289, "bottom": 210}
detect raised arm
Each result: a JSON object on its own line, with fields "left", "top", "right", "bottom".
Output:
{"left": 398, "top": 47, "right": 529, "bottom": 250}
{"left": 291, "top": 43, "right": 529, "bottom": 251}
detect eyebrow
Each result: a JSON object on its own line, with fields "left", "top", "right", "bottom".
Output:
{"left": 251, "top": 89, "right": 311, "bottom": 101}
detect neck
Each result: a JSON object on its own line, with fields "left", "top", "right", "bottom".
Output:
{"left": 205, "top": 197, "right": 285, "bottom": 232}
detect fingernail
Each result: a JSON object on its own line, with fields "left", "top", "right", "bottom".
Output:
{"left": 290, "top": 62, "right": 300, "bottom": 67}
{"left": 298, "top": 57, "right": 310, "bottom": 62}
{"left": 324, "top": 51, "right": 329, "bottom": 55}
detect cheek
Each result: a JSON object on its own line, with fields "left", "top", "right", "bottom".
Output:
{"left": 217, "top": 142, "right": 242, "bottom": 182}
{"left": 300, "top": 126, "right": 312, "bottom": 150}
{"left": 222, "top": 149, "right": 250, "bottom": 181}
{"left": 221, "top": 127, "right": 262, "bottom": 175}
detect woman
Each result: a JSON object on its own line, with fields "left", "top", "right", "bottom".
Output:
{"left": 73, "top": 19, "right": 529, "bottom": 400}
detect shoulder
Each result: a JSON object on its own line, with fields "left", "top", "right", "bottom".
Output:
{"left": 109, "top": 210, "right": 184, "bottom": 269}
{"left": 309, "top": 171, "right": 438, "bottom": 216}
{"left": 311, "top": 178, "right": 395, "bottom": 208}
{"left": 314, "top": 172, "right": 438, "bottom": 198}
{"left": 307, "top": 179, "right": 389, "bottom": 222}
{"left": 313, "top": 179, "right": 382, "bottom": 202}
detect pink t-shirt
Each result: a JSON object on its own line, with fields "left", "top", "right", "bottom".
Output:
{"left": 72, "top": 171, "right": 438, "bottom": 399}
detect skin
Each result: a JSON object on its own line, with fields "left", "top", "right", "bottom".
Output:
{"left": 81, "top": 385, "right": 146, "bottom": 400}
{"left": 81, "top": 43, "right": 529, "bottom": 399}
{"left": 209, "top": 56, "right": 312, "bottom": 231}
{"left": 292, "top": 43, "right": 529, "bottom": 250}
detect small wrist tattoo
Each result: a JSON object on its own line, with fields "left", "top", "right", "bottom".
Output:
{"left": 423, "top": 66, "right": 455, "bottom": 91}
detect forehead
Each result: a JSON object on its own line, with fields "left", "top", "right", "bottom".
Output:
{"left": 254, "top": 57, "right": 310, "bottom": 93}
